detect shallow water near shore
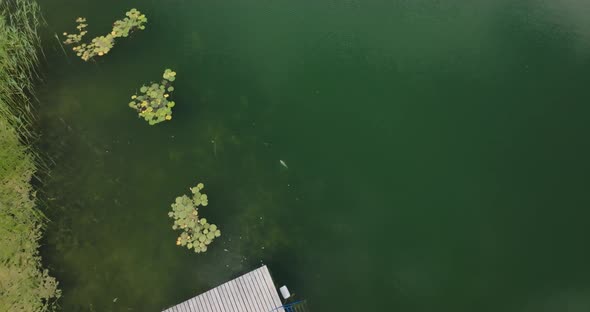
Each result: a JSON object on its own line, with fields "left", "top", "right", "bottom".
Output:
{"left": 37, "top": 0, "right": 590, "bottom": 311}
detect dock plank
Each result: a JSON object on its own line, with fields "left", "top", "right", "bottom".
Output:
{"left": 205, "top": 292, "right": 217, "bottom": 312}
{"left": 207, "top": 290, "right": 221, "bottom": 312}
{"left": 253, "top": 269, "right": 273, "bottom": 311}
{"left": 213, "top": 287, "right": 226, "bottom": 311}
{"left": 260, "top": 266, "right": 282, "bottom": 309}
{"left": 235, "top": 275, "right": 254, "bottom": 312}
{"left": 162, "top": 266, "right": 282, "bottom": 312}
{"left": 182, "top": 301, "right": 192, "bottom": 312}
{"left": 216, "top": 282, "right": 230, "bottom": 311}
{"left": 194, "top": 296, "right": 205, "bottom": 312}
{"left": 223, "top": 279, "right": 243, "bottom": 312}
{"left": 253, "top": 270, "right": 274, "bottom": 311}
{"left": 216, "top": 283, "right": 232, "bottom": 311}
{"left": 196, "top": 293, "right": 209, "bottom": 312}
{"left": 187, "top": 298, "right": 197, "bottom": 311}
{"left": 243, "top": 274, "right": 264, "bottom": 312}
{"left": 211, "top": 288, "right": 225, "bottom": 311}
{"left": 253, "top": 268, "right": 274, "bottom": 310}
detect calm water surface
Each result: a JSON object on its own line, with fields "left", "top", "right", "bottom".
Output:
{"left": 36, "top": 0, "right": 590, "bottom": 311}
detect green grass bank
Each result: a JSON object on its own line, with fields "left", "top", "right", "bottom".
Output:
{"left": 0, "top": 0, "right": 60, "bottom": 310}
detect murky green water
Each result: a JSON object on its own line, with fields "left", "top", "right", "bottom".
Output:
{"left": 36, "top": 0, "right": 590, "bottom": 311}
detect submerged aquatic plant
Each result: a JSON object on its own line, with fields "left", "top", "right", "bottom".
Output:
{"left": 169, "top": 183, "right": 221, "bottom": 253}
{"left": 128, "top": 69, "right": 176, "bottom": 125}
{"left": 62, "top": 9, "right": 147, "bottom": 61}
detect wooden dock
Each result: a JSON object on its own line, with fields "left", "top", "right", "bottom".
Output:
{"left": 162, "top": 265, "right": 283, "bottom": 312}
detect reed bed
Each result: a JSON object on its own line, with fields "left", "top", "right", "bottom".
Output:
{"left": 0, "top": 0, "right": 60, "bottom": 311}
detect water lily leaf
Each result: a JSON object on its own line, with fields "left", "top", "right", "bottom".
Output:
{"left": 169, "top": 182, "right": 218, "bottom": 253}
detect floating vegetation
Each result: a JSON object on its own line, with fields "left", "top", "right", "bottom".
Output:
{"left": 111, "top": 8, "right": 147, "bottom": 37}
{"left": 169, "top": 182, "right": 221, "bottom": 253}
{"left": 62, "top": 9, "right": 147, "bottom": 61}
{"left": 63, "top": 17, "right": 87, "bottom": 45}
{"left": 128, "top": 69, "right": 176, "bottom": 125}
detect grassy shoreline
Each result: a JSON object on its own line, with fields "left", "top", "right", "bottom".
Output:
{"left": 0, "top": 0, "right": 60, "bottom": 310}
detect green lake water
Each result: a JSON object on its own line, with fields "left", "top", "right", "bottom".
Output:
{"left": 36, "top": 0, "right": 590, "bottom": 311}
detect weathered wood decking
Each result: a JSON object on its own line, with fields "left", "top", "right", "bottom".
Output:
{"left": 162, "top": 265, "right": 283, "bottom": 312}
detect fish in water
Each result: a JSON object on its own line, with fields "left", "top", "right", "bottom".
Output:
{"left": 280, "top": 160, "right": 288, "bottom": 169}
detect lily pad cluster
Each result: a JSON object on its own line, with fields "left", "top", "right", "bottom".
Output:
{"left": 63, "top": 9, "right": 147, "bottom": 61}
{"left": 63, "top": 17, "right": 87, "bottom": 45}
{"left": 128, "top": 69, "right": 177, "bottom": 125}
{"left": 169, "top": 183, "right": 221, "bottom": 253}
{"left": 111, "top": 8, "right": 147, "bottom": 37}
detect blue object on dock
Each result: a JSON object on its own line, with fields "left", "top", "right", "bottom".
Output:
{"left": 269, "top": 300, "right": 310, "bottom": 312}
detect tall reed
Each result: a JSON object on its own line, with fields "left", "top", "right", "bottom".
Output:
{"left": 0, "top": 0, "right": 60, "bottom": 311}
